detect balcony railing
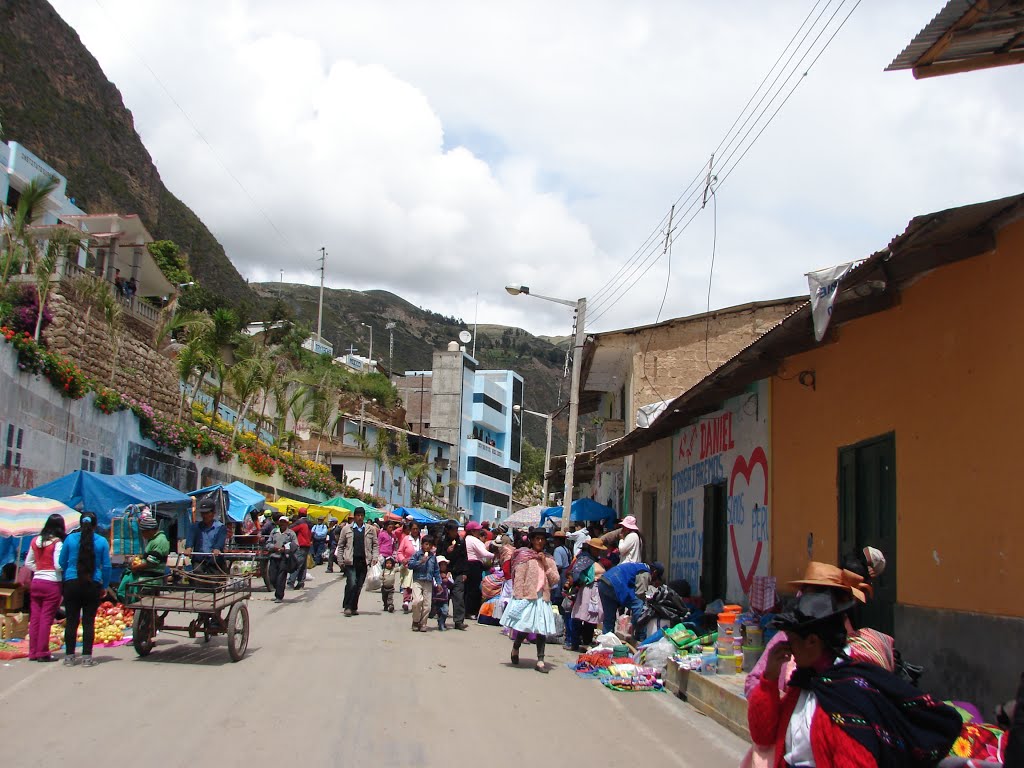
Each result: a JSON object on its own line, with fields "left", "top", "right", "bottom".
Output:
{"left": 57, "top": 259, "right": 160, "bottom": 326}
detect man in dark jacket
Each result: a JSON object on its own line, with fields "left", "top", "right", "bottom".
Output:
{"left": 442, "top": 520, "right": 469, "bottom": 631}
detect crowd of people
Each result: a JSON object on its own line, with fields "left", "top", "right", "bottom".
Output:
{"left": 16, "top": 502, "right": 1024, "bottom": 768}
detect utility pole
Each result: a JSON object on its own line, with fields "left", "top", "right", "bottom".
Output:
{"left": 316, "top": 247, "right": 326, "bottom": 340}
{"left": 386, "top": 321, "right": 397, "bottom": 378}
{"left": 561, "top": 298, "right": 587, "bottom": 532}
{"left": 361, "top": 323, "right": 374, "bottom": 369}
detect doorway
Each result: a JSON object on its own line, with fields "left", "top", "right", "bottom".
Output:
{"left": 701, "top": 482, "right": 728, "bottom": 600}
{"left": 643, "top": 490, "right": 658, "bottom": 566}
{"left": 838, "top": 433, "right": 897, "bottom": 634}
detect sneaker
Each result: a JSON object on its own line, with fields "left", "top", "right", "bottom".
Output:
{"left": 63, "top": 656, "right": 77, "bottom": 667}
{"left": 273, "top": 598, "right": 283, "bottom": 603}
{"left": 454, "top": 622, "right": 467, "bottom": 631}
{"left": 344, "top": 609, "right": 353, "bottom": 617}
{"left": 81, "top": 656, "right": 97, "bottom": 668}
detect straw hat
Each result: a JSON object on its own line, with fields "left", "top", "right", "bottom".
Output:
{"left": 789, "top": 561, "right": 871, "bottom": 603}
{"left": 585, "top": 537, "right": 607, "bottom": 551}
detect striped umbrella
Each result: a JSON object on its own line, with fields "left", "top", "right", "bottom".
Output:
{"left": 0, "top": 494, "right": 80, "bottom": 538}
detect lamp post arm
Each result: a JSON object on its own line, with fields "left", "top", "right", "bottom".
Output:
{"left": 527, "top": 291, "right": 581, "bottom": 308}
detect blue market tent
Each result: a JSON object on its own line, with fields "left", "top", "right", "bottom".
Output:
{"left": 539, "top": 498, "right": 617, "bottom": 528}
{"left": 29, "top": 470, "right": 192, "bottom": 530}
{"left": 393, "top": 507, "right": 445, "bottom": 524}
{"left": 190, "top": 481, "right": 266, "bottom": 523}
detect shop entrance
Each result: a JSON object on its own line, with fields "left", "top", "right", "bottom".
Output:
{"left": 643, "top": 490, "right": 658, "bottom": 566}
{"left": 701, "top": 482, "right": 728, "bottom": 601}
{"left": 838, "top": 432, "right": 897, "bottom": 634}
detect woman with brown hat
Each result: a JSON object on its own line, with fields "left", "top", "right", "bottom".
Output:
{"left": 748, "top": 589, "right": 960, "bottom": 767}
{"left": 563, "top": 537, "right": 607, "bottom": 651}
{"left": 742, "top": 560, "right": 897, "bottom": 768}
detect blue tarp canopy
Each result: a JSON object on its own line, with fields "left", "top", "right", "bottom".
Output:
{"left": 29, "top": 471, "right": 192, "bottom": 530}
{"left": 393, "top": 507, "right": 445, "bottom": 524}
{"left": 190, "top": 482, "right": 266, "bottom": 523}
{"left": 539, "top": 498, "right": 617, "bottom": 528}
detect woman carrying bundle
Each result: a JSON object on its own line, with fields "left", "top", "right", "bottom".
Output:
{"left": 499, "top": 528, "right": 560, "bottom": 674}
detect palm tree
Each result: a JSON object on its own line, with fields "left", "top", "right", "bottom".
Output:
{"left": 227, "top": 345, "right": 272, "bottom": 446}
{"left": 32, "top": 229, "right": 80, "bottom": 342}
{"left": 176, "top": 336, "right": 212, "bottom": 420}
{"left": 309, "top": 390, "right": 338, "bottom": 464}
{"left": 1, "top": 176, "right": 58, "bottom": 288}
{"left": 101, "top": 286, "right": 125, "bottom": 387}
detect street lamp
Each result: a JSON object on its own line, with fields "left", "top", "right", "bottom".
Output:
{"left": 513, "top": 404, "right": 554, "bottom": 506}
{"left": 361, "top": 323, "right": 374, "bottom": 368}
{"left": 505, "top": 284, "right": 586, "bottom": 531}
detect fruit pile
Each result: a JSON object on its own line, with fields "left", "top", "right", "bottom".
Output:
{"left": 46, "top": 601, "right": 135, "bottom": 649}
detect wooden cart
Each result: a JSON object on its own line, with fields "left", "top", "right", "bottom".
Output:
{"left": 127, "top": 569, "right": 252, "bottom": 662}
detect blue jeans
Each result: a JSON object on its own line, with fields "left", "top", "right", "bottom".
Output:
{"left": 598, "top": 580, "right": 646, "bottom": 637}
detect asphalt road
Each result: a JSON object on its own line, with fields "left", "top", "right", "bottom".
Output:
{"left": 0, "top": 570, "right": 748, "bottom": 767}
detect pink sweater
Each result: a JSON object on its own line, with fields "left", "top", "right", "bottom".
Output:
{"left": 395, "top": 534, "right": 417, "bottom": 565}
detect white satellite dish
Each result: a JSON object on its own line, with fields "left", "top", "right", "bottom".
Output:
{"left": 458, "top": 330, "right": 472, "bottom": 344}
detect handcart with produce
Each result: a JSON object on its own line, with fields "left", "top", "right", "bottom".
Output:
{"left": 125, "top": 556, "right": 251, "bottom": 662}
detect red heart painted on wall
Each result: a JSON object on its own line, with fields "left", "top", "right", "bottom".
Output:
{"left": 728, "top": 447, "right": 768, "bottom": 595}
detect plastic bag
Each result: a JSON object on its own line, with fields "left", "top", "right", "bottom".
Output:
{"left": 636, "top": 637, "right": 676, "bottom": 672}
{"left": 594, "top": 632, "right": 620, "bottom": 649}
{"left": 364, "top": 561, "right": 383, "bottom": 592}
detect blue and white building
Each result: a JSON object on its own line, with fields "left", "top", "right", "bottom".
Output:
{"left": 1, "top": 141, "right": 85, "bottom": 223}
{"left": 398, "top": 343, "right": 523, "bottom": 523}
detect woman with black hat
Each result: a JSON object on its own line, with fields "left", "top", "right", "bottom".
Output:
{"left": 748, "top": 589, "right": 961, "bottom": 767}
{"left": 500, "top": 528, "right": 560, "bottom": 673}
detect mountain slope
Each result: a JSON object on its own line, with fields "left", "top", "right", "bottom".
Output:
{"left": 253, "top": 283, "right": 568, "bottom": 449}
{"left": 0, "top": 0, "right": 256, "bottom": 307}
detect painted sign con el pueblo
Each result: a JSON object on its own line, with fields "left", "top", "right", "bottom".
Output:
{"left": 670, "top": 380, "right": 771, "bottom": 603}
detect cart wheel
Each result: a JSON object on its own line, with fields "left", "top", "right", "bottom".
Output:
{"left": 133, "top": 609, "right": 155, "bottom": 657}
{"left": 226, "top": 603, "right": 249, "bottom": 662}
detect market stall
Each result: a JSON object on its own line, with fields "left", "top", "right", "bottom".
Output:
{"left": 538, "top": 498, "right": 617, "bottom": 529}
{"left": 266, "top": 497, "right": 338, "bottom": 521}
{"left": 393, "top": 507, "right": 446, "bottom": 525}
{"left": 321, "top": 496, "right": 383, "bottom": 520}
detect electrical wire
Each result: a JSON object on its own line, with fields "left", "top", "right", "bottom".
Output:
{"left": 587, "top": 0, "right": 861, "bottom": 327}
{"left": 92, "top": 0, "right": 306, "bottom": 262}
{"left": 587, "top": 1, "right": 832, "bottom": 316}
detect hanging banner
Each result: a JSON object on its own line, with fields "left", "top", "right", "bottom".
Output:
{"left": 807, "top": 262, "right": 855, "bottom": 342}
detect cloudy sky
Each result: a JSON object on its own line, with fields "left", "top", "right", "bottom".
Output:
{"left": 50, "top": 1, "right": 1024, "bottom": 336}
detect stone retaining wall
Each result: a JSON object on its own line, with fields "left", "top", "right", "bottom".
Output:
{"left": 42, "top": 286, "right": 180, "bottom": 420}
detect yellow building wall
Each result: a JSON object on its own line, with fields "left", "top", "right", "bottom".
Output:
{"left": 772, "top": 217, "right": 1024, "bottom": 617}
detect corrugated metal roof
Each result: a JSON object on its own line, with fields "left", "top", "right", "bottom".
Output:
{"left": 887, "top": 0, "right": 1024, "bottom": 75}
{"left": 598, "top": 192, "right": 1024, "bottom": 461}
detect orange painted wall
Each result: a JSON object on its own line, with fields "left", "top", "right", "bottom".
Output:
{"left": 772, "top": 216, "right": 1024, "bottom": 617}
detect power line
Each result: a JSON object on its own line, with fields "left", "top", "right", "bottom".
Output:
{"left": 587, "top": 2, "right": 832, "bottom": 315}
{"left": 587, "top": 0, "right": 862, "bottom": 327}
{"left": 92, "top": 0, "right": 305, "bottom": 262}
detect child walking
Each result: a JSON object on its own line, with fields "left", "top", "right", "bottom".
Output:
{"left": 381, "top": 557, "right": 397, "bottom": 613}
{"left": 407, "top": 536, "right": 441, "bottom": 632}
{"left": 434, "top": 558, "right": 454, "bottom": 631}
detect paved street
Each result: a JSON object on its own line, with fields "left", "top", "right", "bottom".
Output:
{"left": 1, "top": 571, "right": 747, "bottom": 767}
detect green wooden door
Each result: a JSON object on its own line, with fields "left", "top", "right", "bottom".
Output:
{"left": 838, "top": 433, "right": 897, "bottom": 634}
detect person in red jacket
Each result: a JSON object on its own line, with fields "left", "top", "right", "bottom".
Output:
{"left": 748, "top": 590, "right": 960, "bottom": 768}
{"left": 287, "top": 511, "right": 313, "bottom": 589}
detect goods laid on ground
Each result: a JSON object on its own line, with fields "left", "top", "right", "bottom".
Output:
{"left": 569, "top": 648, "right": 664, "bottom": 692}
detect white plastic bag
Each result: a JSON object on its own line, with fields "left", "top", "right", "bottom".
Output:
{"left": 636, "top": 638, "right": 676, "bottom": 672}
{"left": 364, "top": 562, "right": 383, "bottom": 592}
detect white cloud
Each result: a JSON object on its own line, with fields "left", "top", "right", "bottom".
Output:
{"left": 48, "top": 1, "right": 1024, "bottom": 336}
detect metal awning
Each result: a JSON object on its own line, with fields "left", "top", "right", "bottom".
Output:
{"left": 887, "top": 0, "right": 1024, "bottom": 78}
